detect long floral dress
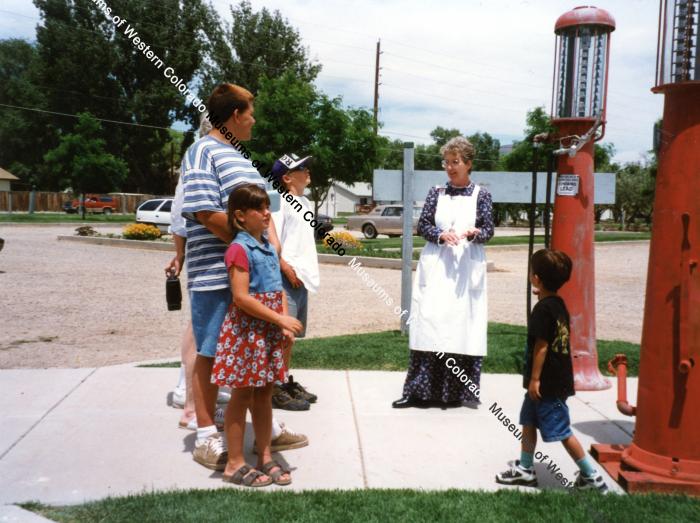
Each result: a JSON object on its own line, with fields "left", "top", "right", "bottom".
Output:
{"left": 402, "top": 181, "right": 494, "bottom": 403}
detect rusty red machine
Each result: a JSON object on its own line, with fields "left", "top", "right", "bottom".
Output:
{"left": 589, "top": 0, "right": 700, "bottom": 495}
{"left": 548, "top": 6, "right": 615, "bottom": 391}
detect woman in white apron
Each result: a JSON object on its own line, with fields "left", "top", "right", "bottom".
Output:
{"left": 392, "top": 136, "right": 494, "bottom": 409}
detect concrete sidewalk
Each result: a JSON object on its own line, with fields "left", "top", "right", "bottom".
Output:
{"left": 1, "top": 365, "right": 634, "bottom": 506}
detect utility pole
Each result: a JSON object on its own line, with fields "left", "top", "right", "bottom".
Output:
{"left": 373, "top": 39, "right": 381, "bottom": 135}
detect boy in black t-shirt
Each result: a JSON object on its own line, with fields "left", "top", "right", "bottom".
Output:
{"left": 496, "top": 249, "right": 608, "bottom": 492}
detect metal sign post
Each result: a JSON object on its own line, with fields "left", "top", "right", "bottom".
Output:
{"left": 400, "top": 143, "right": 414, "bottom": 334}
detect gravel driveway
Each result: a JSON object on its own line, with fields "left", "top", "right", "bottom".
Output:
{"left": 0, "top": 225, "right": 647, "bottom": 368}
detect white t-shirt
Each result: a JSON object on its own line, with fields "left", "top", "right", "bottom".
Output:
{"left": 168, "top": 174, "right": 187, "bottom": 238}
{"left": 272, "top": 195, "right": 320, "bottom": 293}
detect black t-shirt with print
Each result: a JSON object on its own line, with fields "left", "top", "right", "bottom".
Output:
{"left": 523, "top": 295, "right": 575, "bottom": 399}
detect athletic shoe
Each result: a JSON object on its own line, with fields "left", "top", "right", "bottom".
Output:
{"left": 192, "top": 432, "right": 228, "bottom": 471}
{"left": 284, "top": 375, "right": 317, "bottom": 403}
{"left": 271, "top": 385, "right": 310, "bottom": 411}
{"left": 253, "top": 422, "right": 309, "bottom": 453}
{"left": 573, "top": 471, "right": 609, "bottom": 493}
{"left": 495, "top": 460, "right": 538, "bottom": 487}
{"left": 172, "top": 387, "right": 185, "bottom": 409}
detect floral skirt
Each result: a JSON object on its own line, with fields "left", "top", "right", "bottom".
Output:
{"left": 211, "top": 291, "right": 288, "bottom": 389}
{"left": 402, "top": 350, "right": 483, "bottom": 403}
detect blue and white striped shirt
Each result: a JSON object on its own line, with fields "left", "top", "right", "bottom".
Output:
{"left": 181, "top": 136, "right": 264, "bottom": 291}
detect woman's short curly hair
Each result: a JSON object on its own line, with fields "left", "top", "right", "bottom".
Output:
{"left": 440, "top": 136, "right": 476, "bottom": 171}
{"left": 198, "top": 114, "right": 212, "bottom": 138}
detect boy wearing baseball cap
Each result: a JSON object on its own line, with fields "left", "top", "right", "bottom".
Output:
{"left": 270, "top": 154, "right": 320, "bottom": 411}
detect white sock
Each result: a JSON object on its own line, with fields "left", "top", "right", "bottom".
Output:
{"left": 196, "top": 425, "right": 217, "bottom": 446}
{"left": 175, "top": 365, "right": 186, "bottom": 391}
{"left": 271, "top": 417, "right": 284, "bottom": 439}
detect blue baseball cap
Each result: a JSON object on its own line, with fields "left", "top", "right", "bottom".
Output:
{"left": 270, "top": 153, "right": 312, "bottom": 182}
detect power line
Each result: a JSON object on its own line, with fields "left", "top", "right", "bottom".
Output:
{"left": 0, "top": 102, "right": 174, "bottom": 130}
{"left": 382, "top": 83, "right": 525, "bottom": 114}
{"left": 1, "top": 7, "right": 657, "bottom": 143}
{"left": 381, "top": 66, "right": 548, "bottom": 104}
{"left": 383, "top": 51, "right": 551, "bottom": 91}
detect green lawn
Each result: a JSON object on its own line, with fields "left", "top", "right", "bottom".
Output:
{"left": 141, "top": 324, "right": 640, "bottom": 377}
{"left": 322, "top": 232, "right": 651, "bottom": 259}
{"left": 23, "top": 488, "right": 700, "bottom": 523}
{"left": 0, "top": 212, "right": 134, "bottom": 223}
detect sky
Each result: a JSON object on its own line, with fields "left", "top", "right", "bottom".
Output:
{"left": 1, "top": 0, "right": 663, "bottom": 164}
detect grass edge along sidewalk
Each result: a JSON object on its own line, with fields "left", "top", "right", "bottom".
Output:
{"left": 140, "top": 325, "right": 640, "bottom": 376}
{"left": 23, "top": 488, "right": 700, "bottom": 522}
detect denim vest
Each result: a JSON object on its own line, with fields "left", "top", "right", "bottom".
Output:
{"left": 233, "top": 231, "right": 283, "bottom": 294}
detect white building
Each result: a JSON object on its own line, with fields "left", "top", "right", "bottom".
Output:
{"left": 314, "top": 181, "right": 373, "bottom": 217}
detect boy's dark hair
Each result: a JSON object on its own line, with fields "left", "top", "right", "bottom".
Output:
{"left": 207, "top": 83, "right": 254, "bottom": 126}
{"left": 227, "top": 184, "right": 270, "bottom": 238}
{"left": 531, "top": 249, "right": 572, "bottom": 292}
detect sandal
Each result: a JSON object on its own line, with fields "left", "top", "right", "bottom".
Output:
{"left": 261, "top": 460, "right": 292, "bottom": 486}
{"left": 222, "top": 465, "right": 272, "bottom": 487}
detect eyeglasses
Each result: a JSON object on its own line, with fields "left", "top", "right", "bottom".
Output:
{"left": 441, "top": 159, "right": 463, "bottom": 169}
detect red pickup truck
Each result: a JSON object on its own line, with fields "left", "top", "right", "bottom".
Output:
{"left": 63, "top": 195, "right": 119, "bottom": 214}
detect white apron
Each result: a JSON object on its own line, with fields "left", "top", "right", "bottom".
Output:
{"left": 409, "top": 185, "right": 488, "bottom": 356}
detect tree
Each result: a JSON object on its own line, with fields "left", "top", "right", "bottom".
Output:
{"left": 44, "top": 112, "right": 127, "bottom": 218}
{"left": 467, "top": 132, "right": 500, "bottom": 172}
{"left": 614, "top": 160, "right": 656, "bottom": 228}
{"left": 251, "top": 73, "right": 382, "bottom": 213}
{"left": 376, "top": 137, "right": 405, "bottom": 170}
{"left": 32, "top": 0, "right": 218, "bottom": 192}
{"left": 202, "top": 0, "right": 321, "bottom": 97}
{"left": 430, "top": 126, "right": 460, "bottom": 147}
{"left": 0, "top": 39, "right": 54, "bottom": 187}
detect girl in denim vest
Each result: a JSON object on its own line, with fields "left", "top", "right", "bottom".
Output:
{"left": 211, "top": 184, "right": 302, "bottom": 487}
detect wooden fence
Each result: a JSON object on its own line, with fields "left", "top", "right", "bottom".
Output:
{"left": 0, "top": 191, "right": 166, "bottom": 213}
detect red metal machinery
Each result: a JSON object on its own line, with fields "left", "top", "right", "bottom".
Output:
{"left": 591, "top": 0, "right": 700, "bottom": 495}
{"left": 549, "top": 6, "right": 614, "bottom": 390}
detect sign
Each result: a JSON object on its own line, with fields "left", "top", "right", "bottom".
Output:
{"left": 556, "top": 174, "right": 580, "bottom": 196}
{"left": 372, "top": 170, "right": 615, "bottom": 204}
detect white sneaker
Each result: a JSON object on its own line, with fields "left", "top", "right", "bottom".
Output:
{"left": 573, "top": 471, "right": 609, "bottom": 493}
{"left": 495, "top": 460, "right": 538, "bottom": 487}
{"left": 172, "top": 387, "right": 185, "bottom": 409}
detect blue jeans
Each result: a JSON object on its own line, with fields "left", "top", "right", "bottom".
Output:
{"left": 190, "top": 288, "right": 231, "bottom": 358}
{"left": 519, "top": 393, "right": 573, "bottom": 442}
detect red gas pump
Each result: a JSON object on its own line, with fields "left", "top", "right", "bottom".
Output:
{"left": 549, "top": 6, "right": 615, "bottom": 391}
{"left": 591, "top": 0, "right": 700, "bottom": 495}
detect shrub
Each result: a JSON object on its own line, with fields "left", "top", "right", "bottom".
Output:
{"left": 321, "top": 230, "right": 362, "bottom": 251}
{"left": 123, "top": 223, "right": 162, "bottom": 240}
{"left": 75, "top": 225, "right": 97, "bottom": 236}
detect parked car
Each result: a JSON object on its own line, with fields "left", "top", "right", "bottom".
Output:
{"left": 314, "top": 213, "right": 334, "bottom": 241}
{"left": 63, "top": 195, "right": 119, "bottom": 214}
{"left": 136, "top": 198, "right": 173, "bottom": 229}
{"left": 346, "top": 205, "right": 422, "bottom": 239}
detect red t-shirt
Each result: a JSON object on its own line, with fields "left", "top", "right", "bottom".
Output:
{"left": 224, "top": 243, "right": 249, "bottom": 272}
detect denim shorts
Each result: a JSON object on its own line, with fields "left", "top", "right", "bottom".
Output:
{"left": 519, "top": 393, "right": 573, "bottom": 442}
{"left": 190, "top": 288, "right": 232, "bottom": 358}
{"left": 282, "top": 276, "right": 308, "bottom": 338}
